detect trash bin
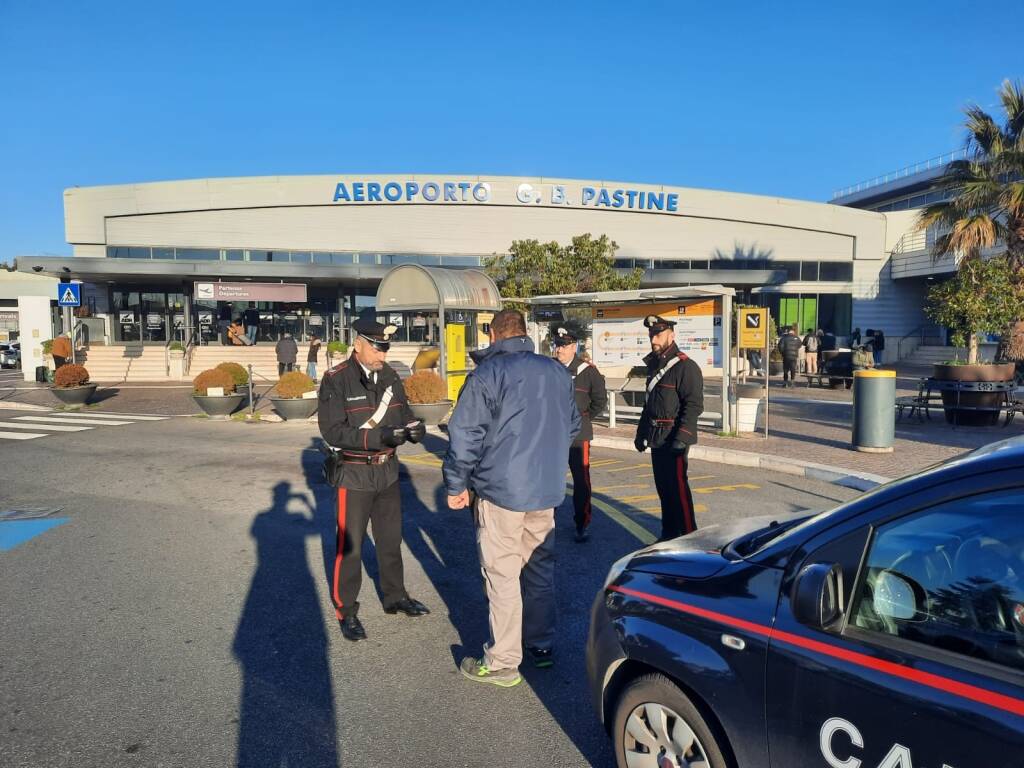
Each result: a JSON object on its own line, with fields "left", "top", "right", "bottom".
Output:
{"left": 852, "top": 369, "right": 896, "bottom": 453}
{"left": 735, "top": 383, "right": 764, "bottom": 432}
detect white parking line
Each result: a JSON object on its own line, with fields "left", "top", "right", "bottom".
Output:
{"left": 0, "top": 421, "right": 92, "bottom": 432}
{"left": 0, "top": 430, "right": 46, "bottom": 440}
{"left": 14, "top": 416, "right": 135, "bottom": 427}
{"left": 50, "top": 412, "right": 167, "bottom": 421}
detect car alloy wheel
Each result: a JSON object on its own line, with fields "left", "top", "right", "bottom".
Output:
{"left": 623, "top": 702, "right": 709, "bottom": 767}
{"left": 613, "top": 674, "right": 728, "bottom": 768}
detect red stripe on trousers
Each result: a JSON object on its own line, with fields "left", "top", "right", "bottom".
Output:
{"left": 583, "top": 440, "right": 592, "bottom": 527}
{"left": 609, "top": 585, "right": 1024, "bottom": 717}
{"left": 332, "top": 487, "right": 348, "bottom": 618}
{"left": 676, "top": 453, "right": 695, "bottom": 533}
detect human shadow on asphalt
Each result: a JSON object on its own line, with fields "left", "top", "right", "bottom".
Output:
{"left": 232, "top": 480, "right": 340, "bottom": 768}
{"left": 400, "top": 433, "right": 652, "bottom": 767}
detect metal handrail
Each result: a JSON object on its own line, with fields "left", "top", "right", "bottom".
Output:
{"left": 832, "top": 148, "right": 968, "bottom": 200}
{"left": 182, "top": 327, "right": 200, "bottom": 376}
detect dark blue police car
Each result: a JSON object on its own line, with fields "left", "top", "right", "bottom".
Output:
{"left": 588, "top": 437, "right": 1024, "bottom": 768}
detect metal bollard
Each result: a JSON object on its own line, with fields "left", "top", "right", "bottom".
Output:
{"left": 852, "top": 369, "right": 896, "bottom": 453}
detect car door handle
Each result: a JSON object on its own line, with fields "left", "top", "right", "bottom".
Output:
{"left": 721, "top": 634, "right": 746, "bottom": 651}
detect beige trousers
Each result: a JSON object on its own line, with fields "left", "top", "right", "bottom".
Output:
{"left": 475, "top": 498, "right": 556, "bottom": 671}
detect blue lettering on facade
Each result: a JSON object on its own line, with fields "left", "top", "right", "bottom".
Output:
{"left": 458, "top": 182, "right": 471, "bottom": 201}
{"left": 596, "top": 188, "right": 611, "bottom": 207}
{"left": 443, "top": 182, "right": 457, "bottom": 202}
{"left": 626, "top": 190, "right": 638, "bottom": 208}
{"left": 612, "top": 190, "right": 624, "bottom": 208}
{"left": 581, "top": 187, "right": 596, "bottom": 205}
{"left": 405, "top": 182, "right": 420, "bottom": 201}
{"left": 647, "top": 191, "right": 664, "bottom": 210}
{"left": 422, "top": 182, "right": 440, "bottom": 201}
{"left": 367, "top": 182, "right": 382, "bottom": 202}
{"left": 352, "top": 182, "right": 365, "bottom": 202}
{"left": 383, "top": 182, "right": 402, "bottom": 201}
{"left": 666, "top": 193, "right": 679, "bottom": 212}
{"left": 333, "top": 183, "right": 350, "bottom": 202}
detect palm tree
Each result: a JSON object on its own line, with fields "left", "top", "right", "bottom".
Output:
{"left": 917, "top": 79, "right": 1024, "bottom": 364}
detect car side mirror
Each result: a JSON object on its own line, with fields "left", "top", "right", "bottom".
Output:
{"left": 793, "top": 563, "right": 843, "bottom": 629}
{"left": 874, "top": 570, "right": 923, "bottom": 621}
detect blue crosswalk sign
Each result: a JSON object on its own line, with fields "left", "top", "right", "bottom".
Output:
{"left": 57, "top": 283, "right": 81, "bottom": 306}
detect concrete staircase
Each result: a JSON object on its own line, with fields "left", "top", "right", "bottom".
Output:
{"left": 79, "top": 345, "right": 169, "bottom": 382}
{"left": 78, "top": 343, "right": 435, "bottom": 382}
{"left": 903, "top": 345, "right": 965, "bottom": 366}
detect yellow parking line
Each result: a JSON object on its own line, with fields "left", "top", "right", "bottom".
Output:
{"left": 620, "top": 494, "right": 660, "bottom": 503}
{"left": 592, "top": 484, "right": 648, "bottom": 492}
{"left": 402, "top": 454, "right": 444, "bottom": 467}
{"left": 692, "top": 483, "right": 759, "bottom": 494}
{"left": 604, "top": 464, "right": 651, "bottom": 473}
{"left": 588, "top": 459, "right": 623, "bottom": 468}
{"left": 591, "top": 497, "right": 656, "bottom": 545}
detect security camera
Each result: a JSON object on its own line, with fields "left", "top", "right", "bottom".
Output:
{"left": 32, "top": 266, "right": 44, "bottom": 273}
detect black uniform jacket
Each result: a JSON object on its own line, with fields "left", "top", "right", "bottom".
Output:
{"left": 568, "top": 356, "right": 608, "bottom": 444}
{"left": 317, "top": 355, "right": 415, "bottom": 491}
{"left": 636, "top": 342, "right": 704, "bottom": 452}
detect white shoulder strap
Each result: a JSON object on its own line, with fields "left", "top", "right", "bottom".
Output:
{"left": 359, "top": 385, "right": 394, "bottom": 429}
{"left": 646, "top": 356, "right": 681, "bottom": 393}
{"left": 575, "top": 361, "right": 590, "bottom": 375}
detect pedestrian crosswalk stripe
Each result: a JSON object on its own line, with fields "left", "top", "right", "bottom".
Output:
{"left": 0, "top": 430, "right": 47, "bottom": 440}
{"left": 48, "top": 412, "right": 167, "bottom": 421}
{"left": 14, "top": 416, "right": 135, "bottom": 427}
{"left": 0, "top": 421, "right": 91, "bottom": 432}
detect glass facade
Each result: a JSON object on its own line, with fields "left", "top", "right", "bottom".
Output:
{"left": 106, "top": 246, "right": 487, "bottom": 267}
{"left": 758, "top": 292, "right": 852, "bottom": 336}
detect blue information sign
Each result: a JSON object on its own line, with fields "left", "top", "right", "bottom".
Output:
{"left": 57, "top": 283, "right": 81, "bottom": 307}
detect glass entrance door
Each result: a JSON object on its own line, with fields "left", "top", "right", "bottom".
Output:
{"left": 140, "top": 292, "right": 168, "bottom": 343}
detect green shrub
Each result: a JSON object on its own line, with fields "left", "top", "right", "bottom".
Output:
{"left": 168, "top": 341, "right": 184, "bottom": 352}
{"left": 54, "top": 364, "right": 90, "bottom": 388}
{"left": 327, "top": 341, "right": 348, "bottom": 356}
{"left": 193, "top": 368, "right": 236, "bottom": 395}
{"left": 216, "top": 361, "right": 249, "bottom": 386}
{"left": 42, "top": 339, "right": 54, "bottom": 355}
{"left": 276, "top": 371, "right": 316, "bottom": 398}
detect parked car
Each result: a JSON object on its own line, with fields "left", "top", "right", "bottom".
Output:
{"left": 588, "top": 437, "right": 1024, "bottom": 768}
{"left": 0, "top": 341, "right": 20, "bottom": 369}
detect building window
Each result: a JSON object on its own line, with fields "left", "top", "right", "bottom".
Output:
{"left": 289, "top": 251, "right": 312, "bottom": 263}
{"left": 225, "top": 250, "right": 244, "bottom": 261}
{"left": 800, "top": 261, "right": 819, "bottom": 281}
{"left": 248, "top": 250, "right": 271, "bottom": 262}
{"left": 819, "top": 262, "right": 853, "bottom": 281}
{"left": 152, "top": 247, "right": 174, "bottom": 260}
{"left": 778, "top": 262, "right": 801, "bottom": 282}
{"left": 175, "top": 248, "right": 220, "bottom": 261}
{"left": 690, "top": 260, "right": 709, "bottom": 270}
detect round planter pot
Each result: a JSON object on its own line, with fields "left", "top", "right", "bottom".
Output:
{"left": 270, "top": 396, "right": 319, "bottom": 421}
{"left": 932, "top": 362, "right": 1016, "bottom": 426}
{"left": 192, "top": 393, "right": 245, "bottom": 418}
{"left": 768, "top": 361, "right": 783, "bottom": 376}
{"left": 51, "top": 384, "right": 97, "bottom": 406}
{"left": 409, "top": 400, "right": 453, "bottom": 425}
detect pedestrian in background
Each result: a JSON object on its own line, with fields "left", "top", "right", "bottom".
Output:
{"left": 549, "top": 321, "right": 608, "bottom": 543}
{"left": 777, "top": 324, "right": 803, "bottom": 387}
{"left": 276, "top": 333, "right": 298, "bottom": 376}
{"left": 634, "top": 315, "right": 704, "bottom": 540}
{"left": 873, "top": 329, "right": 885, "bottom": 365}
{"left": 51, "top": 333, "right": 71, "bottom": 369}
{"left": 851, "top": 327, "right": 861, "bottom": 347}
{"left": 803, "top": 327, "right": 820, "bottom": 374}
{"left": 852, "top": 344, "right": 874, "bottom": 372}
{"left": 243, "top": 306, "right": 260, "bottom": 344}
{"left": 444, "top": 309, "right": 580, "bottom": 687}
{"left": 306, "top": 334, "right": 321, "bottom": 381}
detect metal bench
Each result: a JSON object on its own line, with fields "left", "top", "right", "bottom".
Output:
{"left": 802, "top": 372, "right": 854, "bottom": 389}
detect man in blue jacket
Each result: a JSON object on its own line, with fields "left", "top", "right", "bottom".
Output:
{"left": 443, "top": 309, "right": 581, "bottom": 687}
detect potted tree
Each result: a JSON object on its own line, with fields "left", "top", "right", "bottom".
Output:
{"left": 925, "top": 255, "right": 1018, "bottom": 425}
{"left": 326, "top": 341, "right": 348, "bottom": 367}
{"left": 270, "top": 371, "right": 319, "bottom": 420}
{"left": 403, "top": 370, "right": 452, "bottom": 424}
{"left": 51, "top": 363, "right": 97, "bottom": 406}
{"left": 192, "top": 368, "right": 245, "bottom": 418}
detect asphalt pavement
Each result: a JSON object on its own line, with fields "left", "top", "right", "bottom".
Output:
{"left": 0, "top": 410, "right": 857, "bottom": 767}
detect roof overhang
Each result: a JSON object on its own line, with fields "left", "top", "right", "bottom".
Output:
{"left": 527, "top": 284, "right": 735, "bottom": 305}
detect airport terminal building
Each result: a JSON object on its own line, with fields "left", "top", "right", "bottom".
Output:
{"left": 16, "top": 173, "right": 932, "bottom": 353}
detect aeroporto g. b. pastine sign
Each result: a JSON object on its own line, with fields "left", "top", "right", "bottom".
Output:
{"left": 331, "top": 179, "right": 680, "bottom": 213}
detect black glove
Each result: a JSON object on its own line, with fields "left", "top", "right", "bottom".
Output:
{"left": 405, "top": 420, "right": 426, "bottom": 444}
{"left": 634, "top": 436, "right": 647, "bottom": 453}
{"left": 381, "top": 426, "right": 408, "bottom": 448}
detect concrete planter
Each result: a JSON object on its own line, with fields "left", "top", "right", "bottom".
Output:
{"left": 932, "top": 362, "right": 1016, "bottom": 426}
{"left": 51, "top": 384, "right": 97, "bottom": 406}
{"left": 270, "top": 396, "right": 319, "bottom": 421}
{"left": 409, "top": 400, "right": 453, "bottom": 425}
{"left": 192, "top": 393, "right": 245, "bottom": 418}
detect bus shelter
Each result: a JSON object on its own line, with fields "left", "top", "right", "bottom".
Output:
{"left": 527, "top": 285, "right": 738, "bottom": 433}
{"left": 375, "top": 265, "right": 502, "bottom": 400}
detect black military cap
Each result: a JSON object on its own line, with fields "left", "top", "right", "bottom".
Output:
{"left": 353, "top": 318, "right": 398, "bottom": 351}
{"left": 549, "top": 319, "right": 584, "bottom": 347}
{"left": 643, "top": 314, "right": 676, "bottom": 333}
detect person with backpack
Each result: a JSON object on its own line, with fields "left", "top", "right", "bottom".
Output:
{"left": 803, "top": 327, "right": 820, "bottom": 374}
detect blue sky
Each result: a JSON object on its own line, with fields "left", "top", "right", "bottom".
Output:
{"left": 0, "top": 1, "right": 1019, "bottom": 261}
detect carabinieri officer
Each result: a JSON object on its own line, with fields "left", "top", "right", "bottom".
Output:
{"left": 318, "top": 317, "right": 430, "bottom": 642}
{"left": 634, "top": 314, "right": 704, "bottom": 540}
{"left": 550, "top": 322, "right": 607, "bottom": 542}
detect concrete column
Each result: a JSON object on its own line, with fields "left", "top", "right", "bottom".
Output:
{"left": 17, "top": 295, "right": 55, "bottom": 382}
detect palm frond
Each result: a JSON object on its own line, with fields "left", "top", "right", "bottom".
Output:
{"left": 916, "top": 201, "right": 958, "bottom": 231}
{"left": 946, "top": 215, "right": 1000, "bottom": 258}
{"left": 998, "top": 79, "right": 1024, "bottom": 142}
{"left": 953, "top": 177, "right": 1004, "bottom": 213}
{"left": 964, "top": 105, "right": 1003, "bottom": 157}
{"left": 1002, "top": 181, "right": 1024, "bottom": 220}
